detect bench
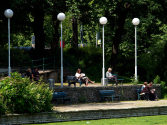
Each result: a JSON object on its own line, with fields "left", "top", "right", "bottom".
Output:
{"left": 66, "top": 76, "right": 85, "bottom": 87}
{"left": 136, "top": 89, "right": 149, "bottom": 100}
{"left": 99, "top": 90, "right": 120, "bottom": 102}
{"left": 136, "top": 89, "right": 141, "bottom": 100}
{"left": 52, "top": 92, "right": 71, "bottom": 104}
{"left": 107, "top": 74, "right": 124, "bottom": 86}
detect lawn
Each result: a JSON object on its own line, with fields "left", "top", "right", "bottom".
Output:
{"left": 27, "top": 115, "right": 167, "bottom": 125}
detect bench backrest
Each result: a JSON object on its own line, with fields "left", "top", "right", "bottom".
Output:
{"left": 67, "top": 76, "right": 77, "bottom": 82}
{"left": 99, "top": 90, "right": 115, "bottom": 96}
{"left": 52, "top": 92, "right": 67, "bottom": 99}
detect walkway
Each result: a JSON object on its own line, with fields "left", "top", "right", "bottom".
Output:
{"left": 53, "top": 100, "right": 167, "bottom": 112}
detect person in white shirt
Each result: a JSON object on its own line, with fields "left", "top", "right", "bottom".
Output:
{"left": 75, "top": 68, "right": 94, "bottom": 86}
{"left": 141, "top": 82, "right": 148, "bottom": 91}
{"left": 106, "top": 67, "right": 117, "bottom": 83}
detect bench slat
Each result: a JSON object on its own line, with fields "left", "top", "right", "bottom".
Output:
{"left": 99, "top": 90, "right": 120, "bottom": 102}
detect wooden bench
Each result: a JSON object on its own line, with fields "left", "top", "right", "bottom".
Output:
{"left": 66, "top": 76, "right": 85, "bottom": 87}
{"left": 52, "top": 92, "right": 71, "bottom": 104}
{"left": 99, "top": 90, "right": 120, "bottom": 102}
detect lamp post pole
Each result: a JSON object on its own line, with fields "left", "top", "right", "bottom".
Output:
{"left": 102, "top": 24, "right": 105, "bottom": 86}
{"left": 57, "top": 13, "right": 65, "bottom": 88}
{"left": 99, "top": 17, "right": 107, "bottom": 86}
{"left": 135, "top": 25, "right": 137, "bottom": 81}
{"left": 4, "top": 9, "right": 13, "bottom": 77}
{"left": 132, "top": 18, "right": 140, "bottom": 81}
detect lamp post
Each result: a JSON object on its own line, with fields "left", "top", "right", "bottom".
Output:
{"left": 4, "top": 9, "right": 14, "bottom": 77}
{"left": 99, "top": 17, "right": 107, "bottom": 86}
{"left": 57, "top": 12, "right": 65, "bottom": 88}
{"left": 132, "top": 18, "right": 140, "bottom": 81}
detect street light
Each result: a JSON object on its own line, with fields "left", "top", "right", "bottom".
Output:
{"left": 4, "top": 9, "right": 14, "bottom": 77}
{"left": 99, "top": 17, "right": 107, "bottom": 86}
{"left": 132, "top": 18, "right": 140, "bottom": 81}
{"left": 57, "top": 12, "right": 65, "bottom": 88}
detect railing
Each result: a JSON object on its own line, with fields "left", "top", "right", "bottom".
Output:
{"left": 32, "top": 57, "right": 55, "bottom": 71}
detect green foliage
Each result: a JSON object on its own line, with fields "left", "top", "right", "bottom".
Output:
{"left": 130, "top": 76, "right": 139, "bottom": 85}
{"left": 153, "top": 75, "right": 161, "bottom": 84}
{"left": 0, "top": 95, "right": 6, "bottom": 115}
{"left": 0, "top": 72, "right": 52, "bottom": 114}
{"left": 12, "top": 33, "right": 32, "bottom": 47}
{"left": 0, "top": 48, "right": 31, "bottom": 67}
{"left": 160, "top": 81, "right": 166, "bottom": 98}
{"left": 64, "top": 47, "right": 102, "bottom": 82}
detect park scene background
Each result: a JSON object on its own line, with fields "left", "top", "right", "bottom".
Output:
{"left": 1, "top": 0, "right": 167, "bottom": 124}
{"left": 1, "top": 0, "right": 167, "bottom": 82}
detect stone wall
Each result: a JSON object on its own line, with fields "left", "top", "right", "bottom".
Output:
{"left": 54, "top": 85, "right": 161, "bottom": 103}
{"left": 1, "top": 106, "right": 167, "bottom": 124}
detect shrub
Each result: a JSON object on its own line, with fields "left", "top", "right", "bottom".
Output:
{"left": 153, "top": 75, "right": 161, "bottom": 84}
{"left": 0, "top": 95, "right": 6, "bottom": 115}
{"left": 160, "top": 81, "right": 166, "bottom": 97}
{"left": 0, "top": 72, "right": 52, "bottom": 114}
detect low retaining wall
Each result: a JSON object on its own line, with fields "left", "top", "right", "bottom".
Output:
{"left": 54, "top": 85, "right": 161, "bottom": 103}
{"left": 1, "top": 106, "right": 167, "bottom": 124}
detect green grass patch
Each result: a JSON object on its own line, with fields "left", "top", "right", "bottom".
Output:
{"left": 27, "top": 115, "right": 167, "bottom": 125}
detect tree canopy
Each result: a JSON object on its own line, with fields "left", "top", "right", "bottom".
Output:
{"left": 1, "top": 0, "right": 167, "bottom": 82}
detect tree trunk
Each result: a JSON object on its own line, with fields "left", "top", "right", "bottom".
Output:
{"left": 110, "top": 3, "right": 130, "bottom": 70}
{"left": 52, "top": 16, "right": 60, "bottom": 50}
{"left": 72, "top": 17, "right": 78, "bottom": 48}
{"left": 32, "top": 2, "right": 45, "bottom": 56}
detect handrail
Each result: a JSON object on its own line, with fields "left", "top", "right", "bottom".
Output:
{"left": 32, "top": 56, "right": 55, "bottom": 71}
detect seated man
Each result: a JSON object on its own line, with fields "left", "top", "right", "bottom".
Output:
{"left": 106, "top": 67, "right": 118, "bottom": 84}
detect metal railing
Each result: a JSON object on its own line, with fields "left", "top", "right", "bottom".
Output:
{"left": 32, "top": 56, "right": 55, "bottom": 71}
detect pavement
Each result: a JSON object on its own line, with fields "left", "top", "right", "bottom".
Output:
{"left": 53, "top": 100, "right": 167, "bottom": 112}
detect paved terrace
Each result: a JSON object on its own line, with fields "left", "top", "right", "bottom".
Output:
{"left": 53, "top": 100, "right": 167, "bottom": 112}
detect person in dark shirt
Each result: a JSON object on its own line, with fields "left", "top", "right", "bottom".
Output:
{"left": 33, "top": 68, "right": 40, "bottom": 82}
{"left": 141, "top": 82, "right": 157, "bottom": 101}
{"left": 25, "top": 68, "right": 33, "bottom": 80}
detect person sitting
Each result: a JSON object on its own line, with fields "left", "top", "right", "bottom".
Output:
{"left": 141, "top": 82, "right": 148, "bottom": 91}
{"left": 141, "top": 82, "right": 158, "bottom": 101}
{"left": 25, "top": 68, "right": 33, "bottom": 80}
{"left": 140, "top": 82, "right": 148, "bottom": 99}
{"left": 32, "top": 67, "right": 40, "bottom": 82}
{"left": 148, "top": 82, "right": 158, "bottom": 101}
{"left": 106, "top": 67, "right": 118, "bottom": 84}
{"left": 75, "top": 68, "right": 94, "bottom": 86}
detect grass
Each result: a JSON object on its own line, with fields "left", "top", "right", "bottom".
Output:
{"left": 27, "top": 115, "right": 167, "bottom": 125}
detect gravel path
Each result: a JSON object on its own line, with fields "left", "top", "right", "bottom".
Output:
{"left": 53, "top": 100, "right": 167, "bottom": 112}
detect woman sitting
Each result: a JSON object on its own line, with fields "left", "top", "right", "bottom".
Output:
{"left": 75, "top": 68, "right": 94, "bottom": 86}
{"left": 141, "top": 82, "right": 157, "bottom": 101}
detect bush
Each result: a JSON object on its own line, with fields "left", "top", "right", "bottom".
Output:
{"left": 0, "top": 72, "right": 52, "bottom": 114}
{"left": 153, "top": 75, "right": 161, "bottom": 84}
{"left": 160, "top": 81, "right": 166, "bottom": 98}
{"left": 0, "top": 95, "right": 6, "bottom": 115}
